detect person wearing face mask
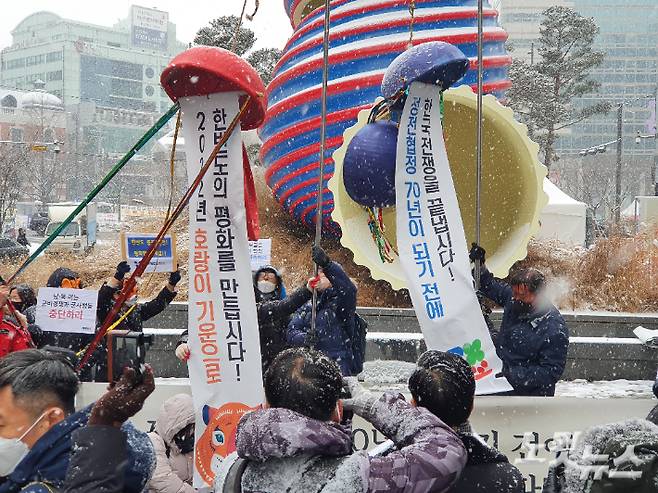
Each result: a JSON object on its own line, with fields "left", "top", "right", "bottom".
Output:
{"left": 146, "top": 394, "right": 195, "bottom": 493}
{"left": 0, "top": 349, "right": 155, "bottom": 492}
{"left": 97, "top": 261, "right": 180, "bottom": 335}
{"left": 286, "top": 246, "right": 359, "bottom": 376}
{"left": 6, "top": 284, "right": 42, "bottom": 348}
{"left": 470, "top": 244, "right": 569, "bottom": 396}
{"left": 0, "top": 285, "right": 33, "bottom": 359}
{"left": 176, "top": 265, "right": 315, "bottom": 372}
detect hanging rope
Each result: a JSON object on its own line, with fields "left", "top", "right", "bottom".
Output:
{"left": 231, "top": 0, "right": 259, "bottom": 53}
{"left": 308, "top": 0, "right": 332, "bottom": 349}
{"left": 408, "top": 0, "right": 416, "bottom": 48}
{"left": 474, "top": 0, "right": 484, "bottom": 289}
{"left": 77, "top": 96, "right": 253, "bottom": 372}
{"left": 7, "top": 104, "right": 179, "bottom": 284}
{"left": 165, "top": 110, "right": 181, "bottom": 222}
{"left": 246, "top": 0, "right": 260, "bottom": 21}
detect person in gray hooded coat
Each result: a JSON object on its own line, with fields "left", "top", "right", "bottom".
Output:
{"left": 147, "top": 394, "right": 195, "bottom": 493}
{"left": 215, "top": 347, "right": 467, "bottom": 493}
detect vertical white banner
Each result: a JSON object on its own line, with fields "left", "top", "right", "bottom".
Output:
{"left": 180, "top": 92, "right": 264, "bottom": 488}
{"left": 396, "top": 82, "right": 512, "bottom": 395}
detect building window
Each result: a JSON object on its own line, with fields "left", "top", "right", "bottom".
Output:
{"left": 10, "top": 128, "right": 23, "bottom": 143}
{"left": 47, "top": 70, "right": 63, "bottom": 81}
{"left": 6, "top": 58, "right": 25, "bottom": 70}
{"left": 107, "top": 42, "right": 121, "bottom": 48}
{"left": 46, "top": 51, "right": 62, "bottom": 63}
{"left": 26, "top": 54, "right": 44, "bottom": 66}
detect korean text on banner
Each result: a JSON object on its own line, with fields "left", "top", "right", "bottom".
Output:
{"left": 395, "top": 82, "right": 512, "bottom": 395}
{"left": 180, "top": 92, "right": 264, "bottom": 488}
{"left": 121, "top": 232, "right": 177, "bottom": 273}
{"left": 35, "top": 288, "right": 98, "bottom": 335}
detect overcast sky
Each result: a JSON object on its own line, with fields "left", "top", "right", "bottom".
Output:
{"left": 0, "top": 0, "right": 293, "bottom": 51}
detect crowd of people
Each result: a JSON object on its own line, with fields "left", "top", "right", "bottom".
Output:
{"left": 0, "top": 243, "right": 656, "bottom": 492}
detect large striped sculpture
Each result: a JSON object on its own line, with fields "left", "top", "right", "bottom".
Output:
{"left": 260, "top": 0, "right": 511, "bottom": 234}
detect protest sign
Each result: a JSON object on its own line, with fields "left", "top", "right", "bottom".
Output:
{"left": 180, "top": 91, "right": 264, "bottom": 487}
{"left": 36, "top": 287, "right": 98, "bottom": 334}
{"left": 121, "top": 232, "right": 177, "bottom": 272}
{"left": 396, "top": 82, "right": 511, "bottom": 394}
{"left": 248, "top": 238, "right": 272, "bottom": 271}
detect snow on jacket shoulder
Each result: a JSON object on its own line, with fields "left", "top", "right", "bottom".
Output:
{"left": 543, "top": 418, "right": 658, "bottom": 493}
{"left": 215, "top": 391, "right": 466, "bottom": 493}
{"left": 147, "top": 394, "right": 195, "bottom": 493}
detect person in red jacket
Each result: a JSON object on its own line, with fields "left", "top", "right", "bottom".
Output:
{"left": 0, "top": 285, "right": 33, "bottom": 358}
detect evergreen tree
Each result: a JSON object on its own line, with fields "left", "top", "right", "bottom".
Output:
{"left": 507, "top": 6, "right": 609, "bottom": 169}
{"left": 194, "top": 16, "right": 256, "bottom": 56}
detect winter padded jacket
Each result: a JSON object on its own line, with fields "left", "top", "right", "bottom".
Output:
{"left": 97, "top": 284, "right": 177, "bottom": 333}
{"left": 215, "top": 391, "right": 467, "bottom": 493}
{"left": 63, "top": 426, "right": 128, "bottom": 493}
{"left": 479, "top": 267, "right": 569, "bottom": 396}
{"left": 370, "top": 425, "right": 523, "bottom": 493}
{"left": 0, "top": 406, "right": 155, "bottom": 493}
{"left": 0, "top": 319, "right": 32, "bottom": 358}
{"left": 543, "top": 418, "right": 658, "bottom": 493}
{"left": 147, "top": 394, "right": 195, "bottom": 493}
{"left": 286, "top": 261, "right": 358, "bottom": 375}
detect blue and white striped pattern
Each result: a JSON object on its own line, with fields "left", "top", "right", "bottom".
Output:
{"left": 261, "top": 0, "right": 511, "bottom": 234}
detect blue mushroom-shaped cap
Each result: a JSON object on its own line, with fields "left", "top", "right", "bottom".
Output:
{"left": 343, "top": 120, "right": 398, "bottom": 208}
{"left": 381, "top": 41, "right": 469, "bottom": 100}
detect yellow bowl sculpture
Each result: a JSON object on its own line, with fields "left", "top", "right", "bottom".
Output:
{"left": 329, "top": 85, "right": 548, "bottom": 291}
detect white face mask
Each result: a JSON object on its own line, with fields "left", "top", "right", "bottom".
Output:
{"left": 0, "top": 411, "right": 47, "bottom": 476}
{"left": 257, "top": 280, "right": 276, "bottom": 294}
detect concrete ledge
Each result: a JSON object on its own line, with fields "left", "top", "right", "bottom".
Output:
{"left": 143, "top": 328, "right": 658, "bottom": 381}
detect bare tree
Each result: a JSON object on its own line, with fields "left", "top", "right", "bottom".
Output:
{"left": 0, "top": 146, "right": 26, "bottom": 233}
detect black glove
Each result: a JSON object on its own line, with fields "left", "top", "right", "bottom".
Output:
{"left": 114, "top": 261, "right": 131, "bottom": 281}
{"left": 312, "top": 245, "right": 331, "bottom": 268}
{"left": 469, "top": 243, "right": 486, "bottom": 264}
{"left": 169, "top": 269, "right": 181, "bottom": 286}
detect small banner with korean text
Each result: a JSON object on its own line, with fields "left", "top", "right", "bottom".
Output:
{"left": 180, "top": 92, "right": 264, "bottom": 488}
{"left": 36, "top": 287, "right": 98, "bottom": 334}
{"left": 396, "top": 82, "right": 512, "bottom": 395}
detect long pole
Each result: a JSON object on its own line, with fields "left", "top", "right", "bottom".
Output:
{"left": 653, "top": 86, "right": 657, "bottom": 196}
{"left": 308, "top": 0, "right": 331, "bottom": 348}
{"left": 615, "top": 103, "right": 623, "bottom": 226}
{"left": 474, "top": 0, "right": 484, "bottom": 289}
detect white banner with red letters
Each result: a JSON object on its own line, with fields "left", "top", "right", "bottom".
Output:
{"left": 396, "top": 82, "right": 512, "bottom": 395}
{"left": 180, "top": 91, "right": 264, "bottom": 488}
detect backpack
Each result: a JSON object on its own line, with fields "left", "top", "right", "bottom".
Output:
{"left": 350, "top": 313, "right": 368, "bottom": 375}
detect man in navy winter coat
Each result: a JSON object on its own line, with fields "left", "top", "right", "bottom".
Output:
{"left": 0, "top": 349, "right": 154, "bottom": 493}
{"left": 287, "top": 246, "right": 358, "bottom": 376}
{"left": 470, "top": 244, "right": 569, "bottom": 396}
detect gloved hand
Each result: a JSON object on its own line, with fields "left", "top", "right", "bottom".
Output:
{"left": 341, "top": 377, "right": 379, "bottom": 418}
{"left": 114, "top": 261, "right": 131, "bottom": 281}
{"left": 469, "top": 243, "right": 486, "bottom": 264}
{"left": 175, "top": 343, "right": 191, "bottom": 361}
{"left": 89, "top": 365, "right": 155, "bottom": 427}
{"left": 169, "top": 268, "right": 182, "bottom": 287}
{"left": 311, "top": 245, "right": 331, "bottom": 269}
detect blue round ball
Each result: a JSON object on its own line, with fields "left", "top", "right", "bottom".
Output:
{"left": 343, "top": 121, "right": 398, "bottom": 208}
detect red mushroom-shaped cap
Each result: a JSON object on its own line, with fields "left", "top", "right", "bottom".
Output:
{"left": 161, "top": 46, "right": 267, "bottom": 131}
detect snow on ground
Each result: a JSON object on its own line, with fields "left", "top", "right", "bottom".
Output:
{"left": 358, "top": 360, "right": 656, "bottom": 399}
